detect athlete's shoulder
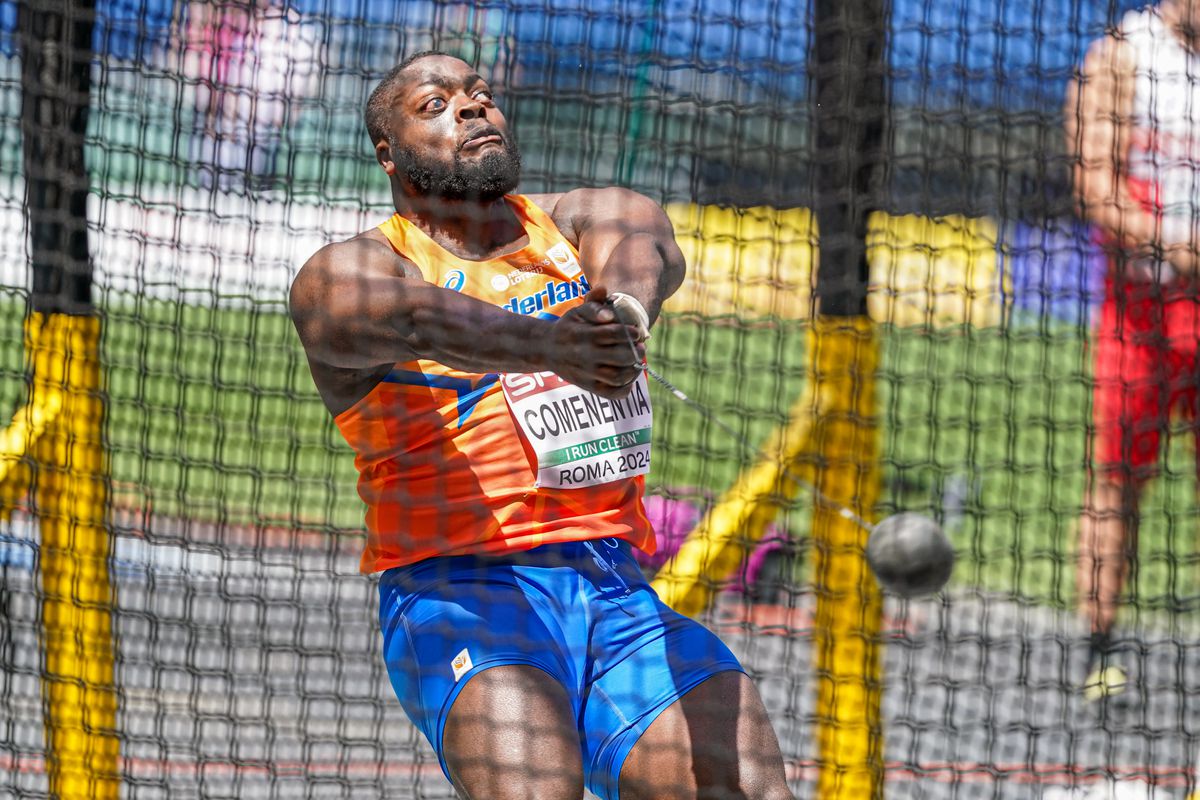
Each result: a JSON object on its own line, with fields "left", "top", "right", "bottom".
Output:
{"left": 547, "top": 187, "right": 658, "bottom": 213}
{"left": 297, "top": 229, "right": 417, "bottom": 287}
{"left": 521, "top": 192, "right": 566, "bottom": 216}
{"left": 531, "top": 188, "right": 670, "bottom": 244}
{"left": 291, "top": 229, "right": 420, "bottom": 320}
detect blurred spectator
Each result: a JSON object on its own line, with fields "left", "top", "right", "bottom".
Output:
{"left": 183, "top": 0, "right": 322, "bottom": 192}
{"left": 638, "top": 494, "right": 792, "bottom": 601}
{"left": 1065, "top": 0, "right": 1200, "bottom": 710}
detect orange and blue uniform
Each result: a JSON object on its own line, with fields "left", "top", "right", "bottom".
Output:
{"left": 333, "top": 194, "right": 654, "bottom": 572}
{"left": 348, "top": 195, "right": 743, "bottom": 799}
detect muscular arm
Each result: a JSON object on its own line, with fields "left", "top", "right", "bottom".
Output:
{"left": 1065, "top": 35, "right": 1198, "bottom": 275}
{"left": 289, "top": 233, "right": 645, "bottom": 403}
{"left": 541, "top": 187, "right": 687, "bottom": 326}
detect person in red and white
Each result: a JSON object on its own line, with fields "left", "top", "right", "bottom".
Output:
{"left": 1065, "top": 0, "right": 1200, "bottom": 707}
{"left": 182, "top": 0, "right": 323, "bottom": 191}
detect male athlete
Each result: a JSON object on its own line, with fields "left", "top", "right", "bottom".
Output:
{"left": 289, "top": 51, "right": 794, "bottom": 800}
{"left": 1065, "top": 0, "right": 1200, "bottom": 707}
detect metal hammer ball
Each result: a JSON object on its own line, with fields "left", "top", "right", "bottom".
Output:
{"left": 865, "top": 512, "right": 955, "bottom": 598}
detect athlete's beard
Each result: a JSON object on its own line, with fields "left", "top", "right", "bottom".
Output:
{"left": 393, "top": 136, "right": 522, "bottom": 202}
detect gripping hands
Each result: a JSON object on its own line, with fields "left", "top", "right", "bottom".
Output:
{"left": 545, "top": 286, "right": 647, "bottom": 400}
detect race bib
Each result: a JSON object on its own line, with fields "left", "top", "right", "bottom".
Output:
{"left": 501, "top": 371, "right": 653, "bottom": 489}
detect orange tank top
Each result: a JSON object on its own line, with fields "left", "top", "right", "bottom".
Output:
{"left": 333, "top": 195, "right": 655, "bottom": 573}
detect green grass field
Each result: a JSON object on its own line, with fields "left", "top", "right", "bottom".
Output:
{"left": 2, "top": 298, "right": 1197, "bottom": 615}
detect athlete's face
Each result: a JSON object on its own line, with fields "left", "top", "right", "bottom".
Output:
{"left": 381, "top": 55, "right": 521, "bottom": 202}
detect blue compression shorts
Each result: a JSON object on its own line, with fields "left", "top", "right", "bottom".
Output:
{"left": 377, "top": 538, "right": 745, "bottom": 800}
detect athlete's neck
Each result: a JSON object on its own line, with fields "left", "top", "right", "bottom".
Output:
{"left": 392, "top": 192, "right": 527, "bottom": 261}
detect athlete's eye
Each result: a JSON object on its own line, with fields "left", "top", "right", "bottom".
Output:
{"left": 473, "top": 89, "right": 495, "bottom": 103}
{"left": 424, "top": 97, "right": 447, "bottom": 112}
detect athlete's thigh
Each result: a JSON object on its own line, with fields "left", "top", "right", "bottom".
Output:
{"left": 619, "top": 670, "right": 793, "bottom": 800}
{"left": 378, "top": 556, "right": 584, "bottom": 799}
{"left": 573, "top": 543, "right": 746, "bottom": 799}
{"left": 444, "top": 664, "right": 585, "bottom": 800}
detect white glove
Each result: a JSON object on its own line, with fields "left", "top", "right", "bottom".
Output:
{"left": 608, "top": 292, "right": 651, "bottom": 340}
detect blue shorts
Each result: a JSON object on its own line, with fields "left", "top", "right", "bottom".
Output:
{"left": 377, "top": 538, "right": 745, "bottom": 800}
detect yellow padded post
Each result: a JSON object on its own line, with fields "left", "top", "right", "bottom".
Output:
{"left": 807, "top": 315, "right": 883, "bottom": 800}
{"left": 28, "top": 312, "right": 120, "bottom": 800}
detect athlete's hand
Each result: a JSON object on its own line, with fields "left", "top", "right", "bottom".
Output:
{"left": 575, "top": 286, "right": 650, "bottom": 341}
{"left": 548, "top": 287, "right": 646, "bottom": 399}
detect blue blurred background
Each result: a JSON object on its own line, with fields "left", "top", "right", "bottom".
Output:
{"left": 0, "top": 0, "right": 1146, "bottom": 325}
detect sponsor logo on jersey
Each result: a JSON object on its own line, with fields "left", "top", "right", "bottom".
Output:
{"left": 546, "top": 242, "right": 582, "bottom": 277}
{"left": 443, "top": 270, "right": 466, "bottom": 291}
{"left": 490, "top": 263, "right": 548, "bottom": 292}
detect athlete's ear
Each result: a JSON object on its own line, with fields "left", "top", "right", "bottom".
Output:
{"left": 375, "top": 139, "right": 396, "bottom": 176}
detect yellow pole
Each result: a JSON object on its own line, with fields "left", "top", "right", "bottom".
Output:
{"left": 0, "top": 395, "right": 55, "bottom": 519}
{"left": 808, "top": 315, "right": 883, "bottom": 799}
{"left": 29, "top": 312, "right": 120, "bottom": 800}
{"left": 650, "top": 314, "right": 884, "bottom": 797}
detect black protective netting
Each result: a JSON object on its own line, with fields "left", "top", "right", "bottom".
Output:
{"left": 1, "top": 1, "right": 1198, "bottom": 798}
